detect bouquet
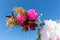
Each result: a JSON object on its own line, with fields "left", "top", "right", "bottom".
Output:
{"left": 6, "top": 7, "right": 60, "bottom": 40}
{"left": 6, "top": 7, "right": 41, "bottom": 32}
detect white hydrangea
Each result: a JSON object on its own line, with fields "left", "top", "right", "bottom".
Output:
{"left": 40, "top": 20, "right": 60, "bottom": 40}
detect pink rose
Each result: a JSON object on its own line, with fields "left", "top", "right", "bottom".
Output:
{"left": 17, "top": 16, "right": 26, "bottom": 24}
{"left": 28, "top": 9, "right": 38, "bottom": 20}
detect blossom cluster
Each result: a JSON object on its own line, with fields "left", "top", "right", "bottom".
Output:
{"left": 6, "top": 7, "right": 40, "bottom": 32}
{"left": 6, "top": 7, "right": 60, "bottom": 40}
{"left": 41, "top": 20, "right": 60, "bottom": 40}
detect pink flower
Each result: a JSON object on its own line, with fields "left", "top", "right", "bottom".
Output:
{"left": 28, "top": 9, "right": 38, "bottom": 20}
{"left": 57, "top": 37, "right": 60, "bottom": 40}
{"left": 17, "top": 16, "right": 26, "bottom": 24}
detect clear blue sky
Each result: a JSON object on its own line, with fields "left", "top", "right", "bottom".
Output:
{"left": 0, "top": 0, "right": 60, "bottom": 40}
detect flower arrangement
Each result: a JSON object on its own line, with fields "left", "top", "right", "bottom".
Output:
{"left": 6, "top": 7, "right": 41, "bottom": 32}
{"left": 6, "top": 7, "right": 60, "bottom": 40}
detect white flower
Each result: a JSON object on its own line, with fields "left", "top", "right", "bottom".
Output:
{"left": 40, "top": 20, "right": 60, "bottom": 40}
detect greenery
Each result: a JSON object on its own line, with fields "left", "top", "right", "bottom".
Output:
{"left": 37, "top": 28, "right": 41, "bottom": 40}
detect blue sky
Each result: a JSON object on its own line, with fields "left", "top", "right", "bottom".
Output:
{"left": 0, "top": 0, "right": 60, "bottom": 40}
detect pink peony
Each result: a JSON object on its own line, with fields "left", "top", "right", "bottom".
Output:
{"left": 28, "top": 9, "right": 38, "bottom": 20}
{"left": 17, "top": 16, "right": 26, "bottom": 24}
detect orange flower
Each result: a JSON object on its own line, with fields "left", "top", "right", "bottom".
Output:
{"left": 6, "top": 17, "right": 20, "bottom": 27}
{"left": 15, "top": 7, "right": 28, "bottom": 18}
